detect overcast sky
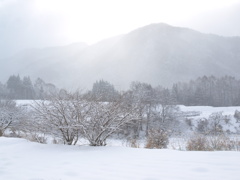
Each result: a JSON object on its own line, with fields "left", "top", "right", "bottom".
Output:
{"left": 1, "top": 0, "right": 240, "bottom": 58}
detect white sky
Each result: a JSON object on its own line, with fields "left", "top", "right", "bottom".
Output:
{"left": 0, "top": 0, "right": 240, "bottom": 57}
{"left": 33, "top": 0, "right": 240, "bottom": 44}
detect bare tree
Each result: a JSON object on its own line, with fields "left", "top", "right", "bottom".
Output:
{"left": 130, "top": 82, "right": 156, "bottom": 137}
{"left": 80, "top": 96, "right": 141, "bottom": 146}
{"left": 32, "top": 91, "right": 91, "bottom": 145}
{"left": 32, "top": 91, "right": 140, "bottom": 146}
{"left": 208, "top": 112, "right": 226, "bottom": 135}
{"left": 154, "top": 87, "right": 179, "bottom": 130}
{"left": 0, "top": 100, "right": 21, "bottom": 136}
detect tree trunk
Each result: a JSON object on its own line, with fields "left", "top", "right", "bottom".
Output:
{"left": 146, "top": 111, "right": 150, "bottom": 137}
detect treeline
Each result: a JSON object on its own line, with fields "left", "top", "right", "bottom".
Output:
{"left": 0, "top": 75, "right": 58, "bottom": 99}
{"left": 88, "top": 76, "right": 240, "bottom": 107}
{"left": 173, "top": 76, "right": 240, "bottom": 106}
{"left": 1, "top": 75, "right": 240, "bottom": 106}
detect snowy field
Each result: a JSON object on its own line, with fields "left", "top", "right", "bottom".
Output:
{"left": 1, "top": 101, "right": 238, "bottom": 179}
{"left": 1, "top": 137, "right": 240, "bottom": 180}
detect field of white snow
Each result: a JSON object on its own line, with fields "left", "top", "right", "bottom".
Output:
{"left": 1, "top": 137, "right": 240, "bottom": 180}
{"left": 1, "top": 101, "right": 237, "bottom": 179}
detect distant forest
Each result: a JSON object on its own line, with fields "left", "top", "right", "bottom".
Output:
{"left": 0, "top": 75, "right": 58, "bottom": 99}
{"left": 1, "top": 75, "right": 240, "bottom": 107}
{"left": 172, "top": 76, "right": 240, "bottom": 106}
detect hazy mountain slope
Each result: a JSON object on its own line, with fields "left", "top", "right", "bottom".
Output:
{"left": 1, "top": 23, "right": 240, "bottom": 90}
{"left": 0, "top": 42, "right": 88, "bottom": 86}
{"left": 95, "top": 24, "right": 240, "bottom": 85}
{"left": 71, "top": 23, "right": 240, "bottom": 89}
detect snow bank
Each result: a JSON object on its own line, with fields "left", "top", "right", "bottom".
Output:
{"left": 1, "top": 137, "right": 240, "bottom": 180}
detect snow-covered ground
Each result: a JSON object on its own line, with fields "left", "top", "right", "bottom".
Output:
{"left": 179, "top": 105, "right": 240, "bottom": 118}
{"left": 1, "top": 102, "right": 240, "bottom": 179}
{"left": 179, "top": 105, "right": 240, "bottom": 133}
{"left": 1, "top": 137, "right": 240, "bottom": 180}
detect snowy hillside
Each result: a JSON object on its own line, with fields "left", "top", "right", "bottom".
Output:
{"left": 180, "top": 105, "right": 240, "bottom": 118}
{"left": 178, "top": 105, "right": 240, "bottom": 133}
{"left": 0, "top": 137, "right": 240, "bottom": 180}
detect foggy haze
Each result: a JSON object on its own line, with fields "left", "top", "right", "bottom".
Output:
{"left": 1, "top": 0, "right": 240, "bottom": 91}
{"left": 1, "top": 0, "right": 240, "bottom": 58}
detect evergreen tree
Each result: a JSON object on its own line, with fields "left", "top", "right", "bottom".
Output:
{"left": 6, "top": 75, "right": 23, "bottom": 99}
{"left": 22, "top": 76, "right": 35, "bottom": 99}
{"left": 91, "top": 80, "right": 118, "bottom": 102}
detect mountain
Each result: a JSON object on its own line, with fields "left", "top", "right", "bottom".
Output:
{"left": 0, "top": 42, "right": 88, "bottom": 87}
{"left": 1, "top": 23, "right": 240, "bottom": 90}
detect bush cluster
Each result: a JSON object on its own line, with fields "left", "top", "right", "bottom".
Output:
{"left": 186, "top": 134, "right": 240, "bottom": 151}
{"left": 145, "top": 129, "right": 169, "bottom": 149}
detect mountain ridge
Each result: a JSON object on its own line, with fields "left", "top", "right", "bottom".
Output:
{"left": 1, "top": 23, "right": 240, "bottom": 90}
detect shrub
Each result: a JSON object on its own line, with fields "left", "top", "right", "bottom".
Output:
{"left": 229, "top": 138, "right": 240, "bottom": 151}
{"left": 208, "top": 135, "right": 233, "bottom": 151}
{"left": 186, "top": 134, "right": 211, "bottom": 151}
{"left": 186, "top": 134, "right": 240, "bottom": 151}
{"left": 196, "top": 118, "right": 209, "bottom": 134}
{"left": 208, "top": 112, "right": 224, "bottom": 135}
{"left": 185, "top": 118, "right": 193, "bottom": 128}
{"left": 145, "top": 129, "right": 169, "bottom": 149}
{"left": 234, "top": 110, "right": 240, "bottom": 123}
{"left": 127, "top": 138, "right": 140, "bottom": 148}
{"left": 224, "top": 115, "right": 231, "bottom": 124}
{"left": 24, "top": 133, "right": 48, "bottom": 144}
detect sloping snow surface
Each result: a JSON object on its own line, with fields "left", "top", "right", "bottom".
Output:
{"left": 1, "top": 137, "right": 240, "bottom": 180}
